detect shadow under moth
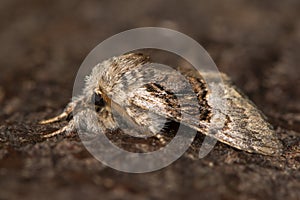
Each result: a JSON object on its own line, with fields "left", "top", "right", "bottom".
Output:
{"left": 40, "top": 53, "right": 282, "bottom": 156}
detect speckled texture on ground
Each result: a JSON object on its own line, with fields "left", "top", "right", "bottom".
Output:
{"left": 0, "top": 0, "right": 299, "bottom": 199}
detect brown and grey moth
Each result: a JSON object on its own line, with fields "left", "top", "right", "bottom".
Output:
{"left": 40, "top": 53, "right": 283, "bottom": 156}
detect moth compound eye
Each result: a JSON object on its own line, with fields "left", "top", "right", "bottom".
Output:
{"left": 92, "top": 92, "right": 105, "bottom": 107}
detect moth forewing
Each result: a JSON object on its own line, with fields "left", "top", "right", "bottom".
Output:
{"left": 40, "top": 53, "right": 283, "bottom": 156}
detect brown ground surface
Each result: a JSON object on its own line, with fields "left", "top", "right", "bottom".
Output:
{"left": 0, "top": 0, "right": 299, "bottom": 199}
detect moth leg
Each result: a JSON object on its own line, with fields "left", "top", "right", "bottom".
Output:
{"left": 39, "top": 112, "right": 69, "bottom": 124}
{"left": 155, "top": 134, "right": 167, "bottom": 145}
{"left": 42, "top": 126, "right": 67, "bottom": 138}
{"left": 39, "top": 103, "right": 74, "bottom": 124}
{"left": 42, "top": 120, "right": 75, "bottom": 138}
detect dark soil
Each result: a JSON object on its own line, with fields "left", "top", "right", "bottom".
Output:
{"left": 0, "top": 0, "right": 299, "bottom": 199}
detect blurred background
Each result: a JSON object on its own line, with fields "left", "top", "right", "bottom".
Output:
{"left": 0, "top": 0, "right": 299, "bottom": 199}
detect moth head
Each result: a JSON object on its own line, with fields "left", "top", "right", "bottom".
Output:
{"left": 91, "top": 90, "right": 106, "bottom": 112}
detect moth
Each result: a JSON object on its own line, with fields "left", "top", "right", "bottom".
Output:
{"left": 40, "top": 53, "right": 283, "bottom": 156}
